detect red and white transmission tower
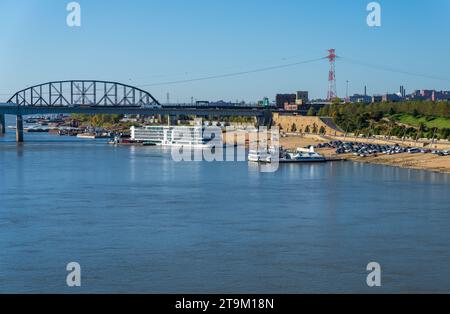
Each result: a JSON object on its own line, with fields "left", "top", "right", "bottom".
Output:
{"left": 327, "top": 49, "right": 337, "bottom": 100}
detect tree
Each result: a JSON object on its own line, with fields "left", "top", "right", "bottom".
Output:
{"left": 291, "top": 123, "right": 297, "bottom": 132}
{"left": 307, "top": 107, "right": 316, "bottom": 116}
{"left": 322, "top": 104, "right": 330, "bottom": 116}
{"left": 305, "top": 125, "right": 310, "bottom": 133}
{"left": 331, "top": 97, "right": 341, "bottom": 105}
{"left": 418, "top": 122, "right": 427, "bottom": 133}
{"left": 372, "top": 111, "right": 384, "bottom": 121}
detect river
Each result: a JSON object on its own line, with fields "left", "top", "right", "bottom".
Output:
{"left": 1, "top": 115, "right": 449, "bottom": 293}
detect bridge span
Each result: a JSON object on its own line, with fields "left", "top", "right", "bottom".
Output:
{"left": 0, "top": 104, "right": 271, "bottom": 143}
{"left": 0, "top": 80, "right": 272, "bottom": 142}
{"left": 0, "top": 104, "right": 268, "bottom": 117}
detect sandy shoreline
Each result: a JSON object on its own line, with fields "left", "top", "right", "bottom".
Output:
{"left": 279, "top": 134, "right": 450, "bottom": 174}
{"left": 222, "top": 131, "right": 450, "bottom": 173}
{"left": 343, "top": 153, "right": 450, "bottom": 173}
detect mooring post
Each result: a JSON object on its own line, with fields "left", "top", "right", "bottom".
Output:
{"left": 16, "top": 115, "right": 24, "bottom": 143}
{"left": 0, "top": 114, "right": 5, "bottom": 135}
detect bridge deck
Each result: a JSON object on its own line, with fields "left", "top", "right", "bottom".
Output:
{"left": 0, "top": 104, "right": 266, "bottom": 117}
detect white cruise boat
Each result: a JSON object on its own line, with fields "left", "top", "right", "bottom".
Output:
{"left": 130, "top": 125, "right": 213, "bottom": 148}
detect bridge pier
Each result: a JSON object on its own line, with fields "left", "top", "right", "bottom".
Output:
{"left": 256, "top": 111, "right": 273, "bottom": 128}
{"left": 16, "top": 115, "right": 24, "bottom": 143}
{"left": 0, "top": 114, "right": 5, "bottom": 135}
{"left": 167, "top": 115, "right": 177, "bottom": 126}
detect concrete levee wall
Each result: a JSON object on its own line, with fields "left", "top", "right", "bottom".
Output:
{"left": 273, "top": 113, "right": 344, "bottom": 136}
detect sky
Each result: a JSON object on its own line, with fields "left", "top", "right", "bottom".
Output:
{"left": 0, "top": 0, "right": 449, "bottom": 103}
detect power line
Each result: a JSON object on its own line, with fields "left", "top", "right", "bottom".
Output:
{"left": 1, "top": 55, "right": 449, "bottom": 96}
{"left": 339, "top": 57, "right": 450, "bottom": 83}
{"left": 136, "top": 57, "right": 327, "bottom": 87}
{"left": 128, "top": 53, "right": 320, "bottom": 83}
{"left": 0, "top": 57, "right": 325, "bottom": 96}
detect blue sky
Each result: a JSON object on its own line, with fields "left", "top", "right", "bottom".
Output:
{"left": 0, "top": 0, "right": 449, "bottom": 102}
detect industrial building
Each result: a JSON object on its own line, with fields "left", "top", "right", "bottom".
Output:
{"left": 276, "top": 94, "right": 297, "bottom": 108}
{"left": 276, "top": 91, "right": 309, "bottom": 109}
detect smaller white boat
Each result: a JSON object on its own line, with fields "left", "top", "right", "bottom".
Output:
{"left": 283, "top": 147, "right": 326, "bottom": 163}
{"left": 248, "top": 150, "right": 272, "bottom": 163}
{"left": 249, "top": 146, "right": 326, "bottom": 164}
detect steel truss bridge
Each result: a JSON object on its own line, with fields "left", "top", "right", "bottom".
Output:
{"left": 0, "top": 80, "right": 271, "bottom": 142}
{"left": 8, "top": 80, "right": 161, "bottom": 108}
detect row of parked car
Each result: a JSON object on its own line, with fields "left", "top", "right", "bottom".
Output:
{"left": 316, "top": 141, "right": 450, "bottom": 158}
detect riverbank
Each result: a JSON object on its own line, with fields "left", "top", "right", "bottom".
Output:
{"left": 344, "top": 152, "right": 450, "bottom": 173}
{"left": 279, "top": 134, "right": 450, "bottom": 174}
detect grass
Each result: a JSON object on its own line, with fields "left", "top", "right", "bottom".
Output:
{"left": 392, "top": 114, "right": 450, "bottom": 130}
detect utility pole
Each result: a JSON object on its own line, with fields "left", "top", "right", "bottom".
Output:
{"left": 327, "top": 49, "right": 337, "bottom": 100}
{"left": 346, "top": 80, "right": 349, "bottom": 103}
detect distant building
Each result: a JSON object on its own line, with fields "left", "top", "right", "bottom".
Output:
{"left": 364, "top": 88, "right": 450, "bottom": 103}
{"left": 295, "top": 91, "right": 309, "bottom": 105}
{"left": 404, "top": 89, "right": 446, "bottom": 101}
{"left": 382, "top": 93, "right": 402, "bottom": 102}
{"left": 400, "top": 86, "right": 406, "bottom": 98}
{"left": 284, "top": 103, "right": 299, "bottom": 111}
{"left": 349, "top": 94, "right": 371, "bottom": 103}
{"left": 372, "top": 95, "right": 383, "bottom": 103}
{"left": 260, "top": 97, "right": 270, "bottom": 107}
{"left": 432, "top": 90, "right": 450, "bottom": 101}
{"left": 408, "top": 90, "right": 434, "bottom": 101}
{"left": 276, "top": 94, "right": 296, "bottom": 108}
{"left": 420, "top": 90, "right": 433, "bottom": 98}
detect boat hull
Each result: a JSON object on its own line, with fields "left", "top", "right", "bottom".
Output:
{"left": 279, "top": 158, "right": 326, "bottom": 163}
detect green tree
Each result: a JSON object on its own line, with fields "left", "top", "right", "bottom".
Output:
{"left": 331, "top": 97, "right": 341, "bottom": 105}
{"left": 317, "top": 107, "right": 324, "bottom": 116}
{"left": 388, "top": 107, "right": 396, "bottom": 116}
{"left": 307, "top": 107, "right": 316, "bottom": 116}
{"left": 291, "top": 123, "right": 297, "bottom": 132}
{"left": 418, "top": 122, "right": 427, "bottom": 133}
{"left": 305, "top": 125, "right": 310, "bottom": 133}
